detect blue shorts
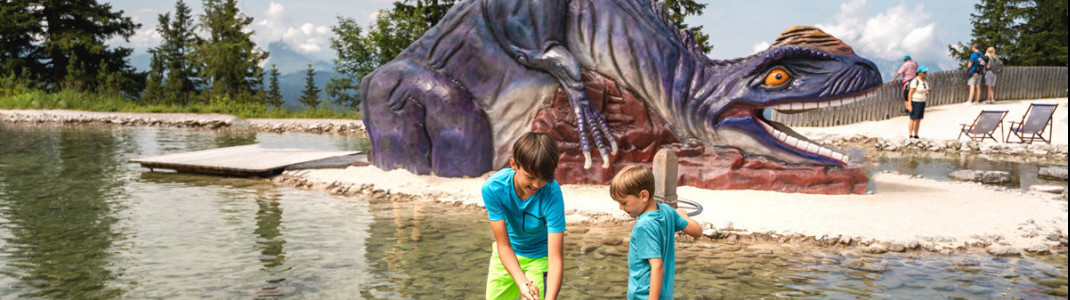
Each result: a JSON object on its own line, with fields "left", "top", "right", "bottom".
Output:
{"left": 910, "top": 101, "right": 926, "bottom": 120}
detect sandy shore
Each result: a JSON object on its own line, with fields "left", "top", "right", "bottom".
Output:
{"left": 276, "top": 165, "right": 1068, "bottom": 255}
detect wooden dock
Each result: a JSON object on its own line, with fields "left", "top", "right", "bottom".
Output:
{"left": 130, "top": 144, "right": 361, "bottom": 177}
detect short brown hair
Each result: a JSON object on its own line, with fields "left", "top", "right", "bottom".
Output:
{"left": 610, "top": 164, "right": 655, "bottom": 200}
{"left": 512, "top": 132, "right": 559, "bottom": 181}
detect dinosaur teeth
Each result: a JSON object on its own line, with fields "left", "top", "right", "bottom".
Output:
{"left": 758, "top": 118, "right": 848, "bottom": 164}
{"left": 767, "top": 89, "right": 876, "bottom": 112}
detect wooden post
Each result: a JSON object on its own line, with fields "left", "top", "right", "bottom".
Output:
{"left": 652, "top": 149, "right": 678, "bottom": 208}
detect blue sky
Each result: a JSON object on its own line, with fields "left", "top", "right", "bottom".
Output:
{"left": 108, "top": 0, "right": 977, "bottom": 74}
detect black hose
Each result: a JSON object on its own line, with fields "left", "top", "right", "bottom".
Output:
{"left": 677, "top": 198, "right": 703, "bottom": 216}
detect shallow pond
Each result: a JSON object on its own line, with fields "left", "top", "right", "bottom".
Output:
{"left": 863, "top": 150, "right": 1068, "bottom": 193}
{"left": 0, "top": 124, "right": 1066, "bottom": 298}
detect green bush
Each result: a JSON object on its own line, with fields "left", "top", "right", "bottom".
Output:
{"left": 0, "top": 88, "right": 358, "bottom": 119}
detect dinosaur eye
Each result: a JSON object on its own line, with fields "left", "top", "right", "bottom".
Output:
{"left": 764, "top": 68, "right": 791, "bottom": 86}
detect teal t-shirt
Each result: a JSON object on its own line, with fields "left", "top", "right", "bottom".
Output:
{"left": 481, "top": 168, "right": 566, "bottom": 258}
{"left": 627, "top": 203, "right": 688, "bottom": 299}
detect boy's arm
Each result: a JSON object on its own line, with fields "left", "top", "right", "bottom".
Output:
{"left": 675, "top": 208, "right": 703, "bottom": 238}
{"left": 546, "top": 231, "right": 563, "bottom": 300}
{"left": 490, "top": 220, "right": 540, "bottom": 300}
{"left": 647, "top": 257, "right": 664, "bottom": 300}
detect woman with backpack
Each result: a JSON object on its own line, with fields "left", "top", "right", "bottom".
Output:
{"left": 906, "top": 66, "right": 931, "bottom": 139}
{"left": 984, "top": 47, "right": 1002, "bottom": 103}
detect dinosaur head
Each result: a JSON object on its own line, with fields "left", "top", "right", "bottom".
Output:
{"left": 703, "top": 26, "right": 882, "bottom": 166}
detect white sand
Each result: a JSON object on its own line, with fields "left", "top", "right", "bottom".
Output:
{"left": 796, "top": 98, "right": 1068, "bottom": 144}
{"left": 290, "top": 165, "right": 1068, "bottom": 251}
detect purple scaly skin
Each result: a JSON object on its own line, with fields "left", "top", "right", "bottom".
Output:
{"left": 359, "top": 0, "right": 881, "bottom": 178}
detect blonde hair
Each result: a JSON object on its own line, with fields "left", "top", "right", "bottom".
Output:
{"left": 609, "top": 164, "right": 655, "bottom": 200}
{"left": 985, "top": 47, "right": 998, "bottom": 59}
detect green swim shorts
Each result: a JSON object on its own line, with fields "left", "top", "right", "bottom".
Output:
{"left": 486, "top": 242, "right": 548, "bottom": 300}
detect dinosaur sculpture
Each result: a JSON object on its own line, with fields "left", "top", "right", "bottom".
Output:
{"left": 360, "top": 0, "right": 882, "bottom": 194}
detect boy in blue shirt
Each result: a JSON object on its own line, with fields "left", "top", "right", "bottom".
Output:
{"left": 610, "top": 164, "right": 702, "bottom": 299}
{"left": 483, "top": 132, "right": 565, "bottom": 300}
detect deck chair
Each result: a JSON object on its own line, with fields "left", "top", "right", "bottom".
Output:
{"left": 958, "top": 110, "right": 1008, "bottom": 143}
{"left": 1005, "top": 103, "right": 1058, "bottom": 144}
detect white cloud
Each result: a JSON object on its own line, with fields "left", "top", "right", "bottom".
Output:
{"left": 112, "top": 8, "right": 164, "bottom": 49}
{"left": 252, "top": 2, "right": 333, "bottom": 55}
{"left": 265, "top": 2, "right": 286, "bottom": 19}
{"left": 815, "top": 0, "right": 938, "bottom": 62}
{"left": 752, "top": 42, "right": 771, "bottom": 54}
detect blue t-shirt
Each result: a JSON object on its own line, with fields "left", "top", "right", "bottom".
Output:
{"left": 482, "top": 168, "right": 566, "bottom": 258}
{"left": 627, "top": 203, "right": 689, "bottom": 300}
{"left": 969, "top": 51, "right": 981, "bottom": 74}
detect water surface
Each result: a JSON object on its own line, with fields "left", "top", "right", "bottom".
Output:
{"left": 0, "top": 124, "right": 1065, "bottom": 298}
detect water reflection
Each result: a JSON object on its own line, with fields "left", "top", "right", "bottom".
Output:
{"left": 362, "top": 200, "right": 491, "bottom": 298}
{"left": 253, "top": 188, "right": 288, "bottom": 297}
{"left": 0, "top": 126, "right": 129, "bottom": 298}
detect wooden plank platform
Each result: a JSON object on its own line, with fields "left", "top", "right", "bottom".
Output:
{"left": 130, "top": 144, "right": 360, "bottom": 177}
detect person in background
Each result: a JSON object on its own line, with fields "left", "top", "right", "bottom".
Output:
{"left": 890, "top": 55, "right": 918, "bottom": 113}
{"left": 906, "top": 66, "right": 931, "bottom": 139}
{"left": 983, "top": 47, "right": 1002, "bottom": 104}
{"left": 965, "top": 44, "right": 984, "bottom": 105}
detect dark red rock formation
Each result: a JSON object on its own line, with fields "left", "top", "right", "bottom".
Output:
{"left": 532, "top": 71, "right": 867, "bottom": 195}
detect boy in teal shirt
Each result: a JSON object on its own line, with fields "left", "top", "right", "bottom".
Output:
{"left": 610, "top": 164, "right": 702, "bottom": 299}
{"left": 483, "top": 132, "right": 565, "bottom": 300}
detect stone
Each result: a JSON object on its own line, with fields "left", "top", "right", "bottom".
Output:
{"left": 839, "top": 235, "right": 852, "bottom": 245}
{"left": 1024, "top": 245, "right": 1051, "bottom": 254}
{"left": 1030, "top": 185, "right": 1066, "bottom": 194}
{"left": 1038, "top": 166, "right": 1068, "bottom": 181}
{"left": 980, "top": 171, "right": 1011, "bottom": 184}
{"left": 715, "top": 221, "right": 733, "bottom": 231}
{"left": 949, "top": 170, "right": 983, "bottom": 182}
{"left": 887, "top": 243, "right": 907, "bottom": 252}
{"left": 986, "top": 246, "right": 1021, "bottom": 256}
{"left": 602, "top": 238, "right": 623, "bottom": 246}
{"left": 861, "top": 245, "right": 887, "bottom": 254}
{"left": 702, "top": 228, "right": 718, "bottom": 238}
{"left": 946, "top": 140, "right": 962, "bottom": 149}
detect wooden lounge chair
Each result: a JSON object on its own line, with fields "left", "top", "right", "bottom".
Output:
{"left": 958, "top": 110, "right": 1008, "bottom": 143}
{"left": 1005, "top": 103, "right": 1058, "bottom": 144}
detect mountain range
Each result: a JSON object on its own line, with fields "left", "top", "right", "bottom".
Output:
{"left": 128, "top": 41, "right": 344, "bottom": 110}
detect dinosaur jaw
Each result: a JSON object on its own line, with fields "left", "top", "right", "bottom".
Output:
{"left": 719, "top": 88, "right": 878, "bottom": 166}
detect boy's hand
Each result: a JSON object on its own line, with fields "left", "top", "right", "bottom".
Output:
{"left": 519, "top": 281, "right": 540, "bottom": 300}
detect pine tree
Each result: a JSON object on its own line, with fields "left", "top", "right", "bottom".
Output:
{"left": 151, "top": 0, "right": 200, "bottom": 105}
{"left": 1014, "top": 0, "right": 1068, "bottom": 66}
{"left": 299, "top": 64, "right": 321, "bottom": 109}
{"left": 0, "top": 0, "right": 44, "bottom": 83}
{"left": 661, "top": 0, "right": 712, "bottom": 54}
{"left": 196, "top": 0, "right": 268, "bottom": 102}
{"left": 267, "top": 64, "right": 284, "bottom": 108}
{"left": 144, "top": 50, "right": 167, "bottom": 102}
{"left": 33, "top": 0, "right": 142, "bottom": 93}
{"left": 948, "top": 0, "right": 1025, "bottom": 67}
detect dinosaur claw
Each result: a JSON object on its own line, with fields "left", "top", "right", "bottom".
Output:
{"left": 610, "top": 141, "right": 618, "bottom": 155}
{"left": 598, "top": 148, "right": 610, "bottom": 169}
{"left": 583, "top": 152, "right": 592, "bottom": 169}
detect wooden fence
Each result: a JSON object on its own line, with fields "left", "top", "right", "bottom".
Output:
{"left": 768, "top": 66, "right": 1069, "bottom": 127}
